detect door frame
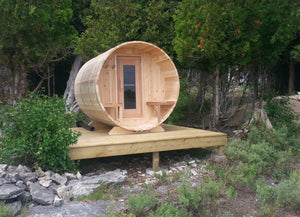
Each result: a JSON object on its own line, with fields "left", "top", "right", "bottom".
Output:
{"left": 117, "top": 56, "right": 142, "bottom": 118}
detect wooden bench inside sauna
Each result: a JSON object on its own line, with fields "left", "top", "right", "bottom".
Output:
{"left": 75, "top": 41, "right": 180, "bottom": 134}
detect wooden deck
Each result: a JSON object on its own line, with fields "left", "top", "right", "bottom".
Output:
{"left": 69, "top": 124, "right": 227, "bottom": 166}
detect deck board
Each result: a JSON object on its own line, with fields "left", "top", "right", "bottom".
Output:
{"left": 69, "top": 124, "right": 227, "bottom": 160}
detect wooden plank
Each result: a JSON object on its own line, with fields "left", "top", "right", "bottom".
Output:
{"left": 153, "top": 152, "right": 160, "bottom": 172}
{"left": 69, "top": 124, "right": 227, "bottom": 160}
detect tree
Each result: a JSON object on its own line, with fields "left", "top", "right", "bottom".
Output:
{"left": 174, "top": 0, "right": 300, "bottom": 127}
{"left": 75, "top": 0, "right": 178, "bottom": 61}
{"left": 253, "top": 0, "right": 300, "bottom": 95}
{"left": 0, "top": 0, "right": 77, "bottom": 102}
{"left": 174, "top": 0, "right": 259, "bottom": 128}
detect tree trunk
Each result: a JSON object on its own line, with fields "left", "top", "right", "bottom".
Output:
{"left": 289, "top": 61, "right": 295, "bottom": 95}
{"left": 252, "top": 69, "right": 258, "bottom": 111}
{"left": 213, "top": 66, "right": 220, "bottom": 129}
{"left": 64, "top": 56, "right": 82, "bottom": 112}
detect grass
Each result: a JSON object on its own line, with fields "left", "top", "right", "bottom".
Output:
{"left": 0, "top": 202, "right": 13, "bottom": 217}
{"left": 75, "top": 184, "right": 123, "bottom": 201}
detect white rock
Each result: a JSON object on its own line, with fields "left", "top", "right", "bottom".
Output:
{"left": 188, "top": 160, "right": 195, "bottom": 164}
{"left": 191, "top": 169, "right": 198, "bottom": 176}
{"left": 39, "top": 179, "right": 52, "bottom": 188}
{"left": 64, "top": 172, "right": 77, "bottom": 180}
{"left": 76, "top": 171, "right": 82, "bottom": 179}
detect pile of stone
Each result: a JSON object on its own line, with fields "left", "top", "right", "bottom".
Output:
{"left": 0, "top": 164, "right": 127, "bottom": 216}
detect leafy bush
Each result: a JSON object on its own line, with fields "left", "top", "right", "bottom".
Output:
{"left": 126, "top": 187, "right": 158, "bottom": 217}
{"left": 178, "top": 179, "right": 223, "bottom": 216}
{"left": 0, "top": 93, "right": 80, "bottom": 172}
{"left": 256, "top": 169, "right": 300, "bottom": 216}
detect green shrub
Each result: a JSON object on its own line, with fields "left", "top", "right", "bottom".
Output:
{"left": 0, "top": 93, "right": 80, "bottom": 172}
{"left": 148, "top": 202, "right": 190, "bottom": 217}
{"left": 126, "top": 187, "right": 158, "bottom": 217}
{"left": 220, "top": 124, "right": 294, "bottom": 188}
{"left": 178, "top": 179, "right": 223, "bottom": 216}
{"left": 256, "top": 169, "right": 300, "bottom": 216}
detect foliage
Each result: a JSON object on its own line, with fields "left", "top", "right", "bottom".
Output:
{"left": 75, "top": 184, "right": 122, "bottom": 201}
{"left": 167, "top": 78, "right": 198, "bottom": 125}
{"left": 256, "top": 169, "right": 300, "bottom": 216}
{"left": 148, "top": 202, "right": 190, "bottom": 217}
{"left": 0, "top": 0, "right": 77, "bottom": 97}
{"left": 178, "top": 179, "right": 223, "bottom": 216}
{"left": 265, "top": 93, "right": 300, "bottom": 138}
{"left": 220, "top": 125, "right": 294, "bottom": 187}
{"left": 174, "top": 0, "right": 257, "bottom": 68}
{"left": 105, "top": 210, "right": 136, "bottom": 217}
{"left": 126, "top": 187, "right": 158, "bottom": 217}
{"left": 0, "top": 202, "right": 12, "bottom": 217}
{"left": 0, "top": 93, "right": 80, "bottom": 172}
{"left": 75, "top": 0, "right": 178, "bottom": 61}
{"left": 174, "top": 0, "right": 300, "bottom": 68}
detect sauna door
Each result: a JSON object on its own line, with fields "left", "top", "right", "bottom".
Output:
{"left": 117, "top": 56, "right": 142, "bottom": 118}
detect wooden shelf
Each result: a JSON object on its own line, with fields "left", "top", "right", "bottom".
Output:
{"left": 146, "top": 101, "right": 175, "bottom": 106}
{"left": 146, "top": 101, "right": 176, "bottom": 122}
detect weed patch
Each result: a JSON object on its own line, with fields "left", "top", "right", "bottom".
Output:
{"left": 0, "top": 202, "right": 13, "bottom": 217}
{"left": 126, "top": 187, "right": 158, "bottom": 217}
{"left": 75, "top": 184, "right": 123, "bottom": 201}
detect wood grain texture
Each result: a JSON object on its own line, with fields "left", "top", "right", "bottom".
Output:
{"left": 74, "top": 41, "right": 179, "bottom": 131}
{"left": 69, "top": 124, "right": 227, "bottom": 160}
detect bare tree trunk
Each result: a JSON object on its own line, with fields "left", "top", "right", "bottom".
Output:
{"left": 289, "top": 61, "right": 295, "bottom": 95}
{"left": 33, "top": 78, "right": 45, "bottom": 93}
{"left": 252, "top": 68, "right": 258, "bottom": 111}
{"left": 213, "top": 66, "right": 220, "bottom": 129}
{"left": 64, "top": 56, "right": 82, "bottom": 112}
{"left": 47, "top": 66, "right": 51, "bottom": 97}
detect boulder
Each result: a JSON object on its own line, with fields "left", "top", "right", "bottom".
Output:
{"left": 98, "top": 169, "right": 127, "bottom": 185}
{"left": 51, "top": 173, "right": 67, "bottom": 186}
{"left": 0, "top": 184, "right": 24, "bottom": 200}
{"left": 27, "top": 200, "right": 119, "bottom": 217}
{"left": 0, "top": 177, "right": 11, "bottom": 186}
{"left": 28, "top": 182, "right": 55, "bottom": 205}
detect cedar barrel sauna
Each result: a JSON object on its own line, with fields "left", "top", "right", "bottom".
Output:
{"left": 75, "top": 41, "right": 179, "bottom": 132}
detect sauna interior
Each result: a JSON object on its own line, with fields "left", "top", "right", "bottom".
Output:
{"left": 75, "top": 41, "right": 180, "bottom": 131}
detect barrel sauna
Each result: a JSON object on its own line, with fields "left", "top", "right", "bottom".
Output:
{"left": 75, "top": 41, "right": 180, "bottom": 131}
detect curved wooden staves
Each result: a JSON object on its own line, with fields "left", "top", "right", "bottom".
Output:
{"left": 75, "top": 41, "right": 179, "bottom": 131}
